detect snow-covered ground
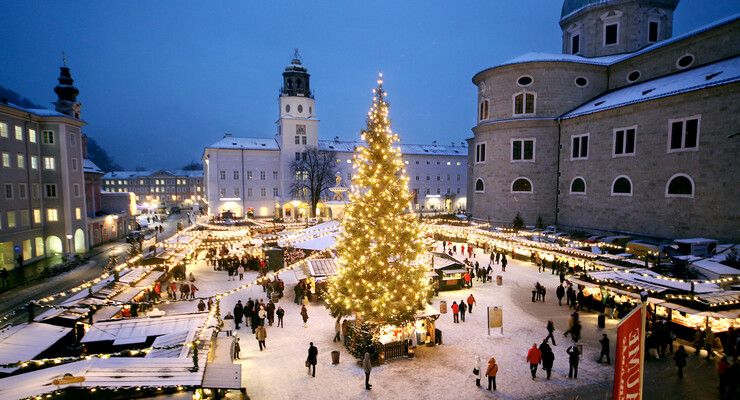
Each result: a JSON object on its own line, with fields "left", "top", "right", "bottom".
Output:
{"left": 171, "top": 242, "right": 618, "bottom": 399}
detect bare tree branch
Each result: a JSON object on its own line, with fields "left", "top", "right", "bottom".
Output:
{"left": 290, "top": 147, "right": 339, "bottom": 217}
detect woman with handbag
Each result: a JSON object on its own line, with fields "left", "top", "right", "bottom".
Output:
{"left": 474, "top": 355, "right": 483, "bottom": 386}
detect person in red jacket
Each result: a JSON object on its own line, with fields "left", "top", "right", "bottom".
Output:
{"left": 451, "top": 301, "right": 459, "bottom": 323}
{"left": 526, "top": 343, "right": 542, "bottom": 380}
{"left": 467, "top": 294, "right": 477, "bottom": 313}
{"left": 718, "top": 356, "right": 731, "bottom": 396}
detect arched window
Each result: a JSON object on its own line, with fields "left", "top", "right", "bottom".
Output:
{"left": 475, "top": 178, "right": 485, "bottom": 193}
{"left": 611, "top": 175, "right": 632, "bottom": 196}
{"left": 296, "top": 78, "right": 303, "bottom": 88}
{"left": 287, "top": 79, "right": 293, "bottom": 89}
{"left": 666, "top": 174, "right": 694, "bottom": 198}
{"left": 570, "top": 177, "right": 586, "bottom": 194}
{"left": 479, "top": 100, "right": 489, "bottom": 121}
{"left": 513, "top": 91, "right": 536, "bottom": 116}
{"left": 511, "top": 178, "right": 532, "bottom": 193}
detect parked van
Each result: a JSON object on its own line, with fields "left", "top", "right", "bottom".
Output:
{"left": 626, "top": 241, "right": 670, "bottom": 263}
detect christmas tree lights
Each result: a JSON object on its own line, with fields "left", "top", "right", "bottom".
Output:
{"left": 325, "top": 74, "right": 430, "bottom": 325}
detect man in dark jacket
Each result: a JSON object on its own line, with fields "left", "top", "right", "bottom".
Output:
{"left": 556, "top": 284, "right": 565, "bottom": 306}
{"left": 459, "top": 300, "right": 467, "bottom": 322}
{"left": 599, "top": 334, "right": 610, "bottom": 364}
{"left": 307, "top": 342, "right": 318, "bottom": 377}
{"left": 545, "top": 320, "right": 556, "bottom": 346}
{"left": 567, "top": 345, "right": 580, "bottom": 379}
{"left": 233, "top": 301, "right": 244, "bottom": 330}
{"left": 541, "top": 342, "right": 555, "bottom": 380}
{"left": 674, "top": 345, "right": 688, "bottom": 379}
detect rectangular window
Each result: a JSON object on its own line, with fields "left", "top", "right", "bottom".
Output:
{"left": 668, "top": 116, "right": 700, "bottom": 152}
{"left": 0, "top": 122, "right": 7, "bottom": 137}
{"left": 43, "top": 156, "right": 55, "bottom": 170}
{"left": 7, "top": 211, "right": 16, "bottom": 228}
{"left": 70, "top": 133, "right": 76, "bottom": 146}
{"left": 4, "top": 183, "right": 12, "bottom": 199}
{"left": 437, "top": 176, "right": 441, "bottom": 181}
{"left": 43, "top": 130, "right": 54, "bottom": 144}
{"left": 295, "top": 136, "right": 300, "bottom": 145}
{"left": 273, "top": 171, "right": 279, "bottom": 180}
{"left": 75, "top": 207, "right": 81, "bottom": 220}
{"left": 234, "top": 171, "right": 239, "bottom": 179}
{"left": 247, "top": 171, "right": 252, "bottom": 180}
{"left": 73, "top": 183, "right": 80, "bottom": 197}
{"left": 302, "top": 136, "right": 307, "bottom": 145}
{"left": 511, "top": 139, "right": 535, "bottom": 161}
{"left": 475, "top": 143, "right": 486, "bottom": 163}
{"left": 17, "top": 154, "right": 24, "bottom": 168}
{"left": 273, "top": 187, "right": 278, "bottom": 196}
{"left": 32, "top": 183, "right": 39, "bottom": 199}
{"left": 614, "top": 127, "right": 636, "bottom": 156}
{"left": 571, "top": 134, "right": 589, "bottom": 160}
{"left": 604, "top": 23, "right": 618, "bottom": 46}
{"left": 295, "top": 152, "right": 301, "bottom": 161}
{"left": 457, "top": 188, "right": 461, "bottom": 194}
{"left": 15, "top": 126, "right": 23, "bottom": 141}
{"left": 33, "top": 209, "right": 41, "bottom": 224}
{"left": 220, "top": 170, "right": 226, "bottom": 180}
{"left": 234, "top": 187, "right": 240, "bottom": 197}
{"left": 447, "top": 174, "right": 450, "bottom": 181}
{"left": 426, "top": 176, "right": 430, "bottom": 181}
{"left": 29, "top": 129, "right": 36, "bottom": 143}
{"left": 18, "top": 183, "right": 27, "bottom": 199}
{"left": 426, "top": 188, "right": 430, "bottom": 195}
{"left": 30, "top": 155, "right": 38, "bottom": 169}
{"left": 71, "top": 157, "right": 78, "bottom": 171}
{"left": 572, "top": 34, "right": 580, "bottom": 54}
{"left": 513, "top": 92, "right": 536, "bottom": 115}
{"left": 45, "top": 184, "right": 57, "bottom": 198}
{"left": 220, "top": 188, "right": 226, "bottom": 197}
{"left": 260, "top": 188, "right": 266, "bottom": 197}
{"left": 415, "top": 176, "right": 419, "bottom": 181}
{"left": 248, "top": 188, "right": 253, "bottom": 197}
{"left": 457, "top": 174, "right": 461, "bottom": 181}
{"left": 2, "top": 152, "right": 9, "bottom": 167}
{"left": 260, "top": 171, "right": 266, "bottom": 180}
{"left": 47, "top": 208, "right": 58, "bottom": 222}
{"left": 648, "top": 21, "right": 659, "bottom": 43}
{"left": 20, "top": 210, "right": 28, "bottom": 225}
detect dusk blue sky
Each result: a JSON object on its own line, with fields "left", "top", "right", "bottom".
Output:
{"left": 1, "top": 0, "right": 737, "bottom": 170}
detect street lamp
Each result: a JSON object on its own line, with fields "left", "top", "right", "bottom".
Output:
{"left": 66, "top": 234, "right": 73, "bottom": 256}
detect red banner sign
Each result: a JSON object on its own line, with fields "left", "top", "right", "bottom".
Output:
{"left": 613, "top": 303, "right": 646, "bottom": 400}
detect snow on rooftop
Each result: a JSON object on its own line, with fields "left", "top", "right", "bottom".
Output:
{"left": 102, "top": 169, "right": 203, "bottom": 179}
{"left": 83, "top": 158, "right": 104, "bottom": 174}
{"left": 80, "top": 312, "right": 208, "bottom": 343}
{"left": 318, "top": 139, "right": 467, "bottom": 156}
{"left": 563, "top": 56, "right": 740, "bottom": 118}
{"left": 205, "top": 136, "right": 280, "bottom": 150}
{"left": 0, "top": 323, "right": 72, "bottom": 373}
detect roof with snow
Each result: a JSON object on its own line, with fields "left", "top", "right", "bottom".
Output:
{"left": 103, "top": 169, "right": 203, "bottom": 179}
{"left": 80, "top": 312, "right": 208, "bottom": 344}
{"left": 0, "top": 323, "right": 72, "bottom": 373}
{"left": 206, "top": 136, "right": 280, "bottom": 150}
{"left": 83, "top": 158, "right": 104, "bottom": 174}
{"left": 319, "top": 139, "right": 467, "bottom": 156}
{"left": 0, "top": 101, "right": 76, "bottom": 119}
{"left": 476, "top": 13, "right": 740, "bottom": 76}
{"left": 563, "top": 56, "right": 740, "bottom": 118}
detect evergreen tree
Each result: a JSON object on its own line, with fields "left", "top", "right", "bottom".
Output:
{"left": 325, "top": 74, "right": 430, "bottom": 326}
{"left": 513, "top": 212, "right": 525, "bottom": 231}
{"left": 536, "top": 215, "right": 544, "bottom": 230}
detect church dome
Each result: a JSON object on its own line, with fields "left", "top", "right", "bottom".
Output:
{"left": 561, "top": 0, "right": 614, "bottom": 19}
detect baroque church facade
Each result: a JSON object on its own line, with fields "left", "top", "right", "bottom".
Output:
{"left": 203, "top": 54, "right": 468, "bottom": 219}
{"left": 468, "top": 0, "right": 739, "bottom": 242}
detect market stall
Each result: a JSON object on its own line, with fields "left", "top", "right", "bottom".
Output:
{"left": 429, "top": 253, "right": 467, "bottom": 291}
{"left": 293, "top": 258, "right": 338, "bottom": 301}
{"left": 372, "top": 305, "right": 441, "bottom": 360}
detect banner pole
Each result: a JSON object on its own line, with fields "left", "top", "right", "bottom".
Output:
{"left": 487, "top": 306, "right": 490, "bottom": 336}
{"left": 639, "top": 302, "right": 646, "bottom": 399}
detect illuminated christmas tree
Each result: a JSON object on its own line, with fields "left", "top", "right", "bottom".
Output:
{"left": 325, "top": 74, "right": 430, "bottom": 326}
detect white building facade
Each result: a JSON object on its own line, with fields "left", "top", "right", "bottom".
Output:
{"left": 203, "top": 55, "right": 467, "bottom": 219}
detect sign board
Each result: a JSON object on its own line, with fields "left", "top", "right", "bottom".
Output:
{"left": 613, "top": 303, "right": 646, "bottom": 400}
{"left": 487, "top": 306, "right": 503, "bottom": 335}
{"left": 52, "top": 373, "right": 85, "bottom": 386}
{"left": 14, "top": 245, "right": 20, "bottom": 252}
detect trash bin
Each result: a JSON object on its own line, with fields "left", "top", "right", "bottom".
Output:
{"left": 497, "top": 275, "right": 503, "bottom": 286}
{"left": 272, "top": 293, "right": 280, "bottom": 303}
{"left": 440, "top": 300, "right": 447, "bottom": 314}
{"left": 331, "top": 350, "right": 340, "bottom": 365}
{"left": 598, "top": 314, "right": 606, "bottom": 328}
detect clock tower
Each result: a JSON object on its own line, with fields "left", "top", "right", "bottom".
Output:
{"left": 276, "top": 50, "right": 319, "bottom": 201}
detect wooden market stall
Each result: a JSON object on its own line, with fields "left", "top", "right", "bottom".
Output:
{"left": 429, "top": 252, "right": 467, "bottom": 291}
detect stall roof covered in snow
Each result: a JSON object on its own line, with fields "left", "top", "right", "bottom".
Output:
{"left": 563, "top": 56, "right": 740, "bottom": 118}
{"left": 0, "top": 323, "right": 72, "bottom": 373}
{"left": 306, "top": 258, "right": 339, "bottom": 277}
{"left": 80, "top": 313, "right": 208, "bottom": 344}
{"left": 587, "top": 269, "right": 720, "bottom": 294}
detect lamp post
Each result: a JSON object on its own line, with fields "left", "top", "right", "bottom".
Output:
{"left": 66, "top": 234, "right": 73, "bottom": 256}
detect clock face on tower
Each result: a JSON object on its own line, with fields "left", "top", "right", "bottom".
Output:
{"left": 296, "top": 124, "right": 306, "bottom": 135}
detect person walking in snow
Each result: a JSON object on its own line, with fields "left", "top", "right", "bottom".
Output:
{"left": 197, "top": 300, "right": 206, "bottom": 312}
{"left": 307, "top": 342, "right": 318, "bottom": 377}
{"left": 599, "top": 334, "right": 611, "bottom": 364}
{"left": 255, "top": 325, "right": 267, "bottom": 351}
{"left": 234, "top": 337, "right": 241, "bottom": 359}
{"left": 486, "top": 357, "right": 498, "bottom": 391}
{"left": 189, "top": 283, "right": 198, "bottom": 299}
{"left": 363, "top": 352, "right": 373, "bottom": 390}
{"left": 567, "top": 344, "right": 580, "bottom": 379}
{"left": 674, "top": 345, "right": 688, "bottom": 379}
{"left": 451, "top": 301, "right": 459, "bottom": 323}
{"left": 276, "top": 306, "right": 285, "bottom": 328}
{"left": 233, "top": 300, "right": 244, "bottom": 330}
{"left": 527, "top": 343, "right": 542, "bottom": 380}
{"left": 501, "top": 255, "right": 508, "bottom": 271}
{"left": 556, "top": 284, "right": 565, "bottom": 306}
{"left": 467, "top": 294, "right": 477, "bottom": 313}
{"left": 300, "top": 304, "right": 309, "bottom": 328}
{"left": 545, "top": 320, "right": 557, "bottom": 345}
{"left": 541, "top": 342, "right": 555, "bottom": 380}
{"left": 459, "top": 299, "right": 467, "bottom": 322}
{"left": 474, "top": 355, "right": 483, "bottom": 387}
{"left": 334, "top": 319, "right": 342, "bottom": 342}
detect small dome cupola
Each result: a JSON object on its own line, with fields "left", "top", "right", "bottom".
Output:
{"left": 52, "top": 53, "right": 83, "bottom": 119}
{"left": 281, "top": 49, "right": 313, "bottom": 98}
